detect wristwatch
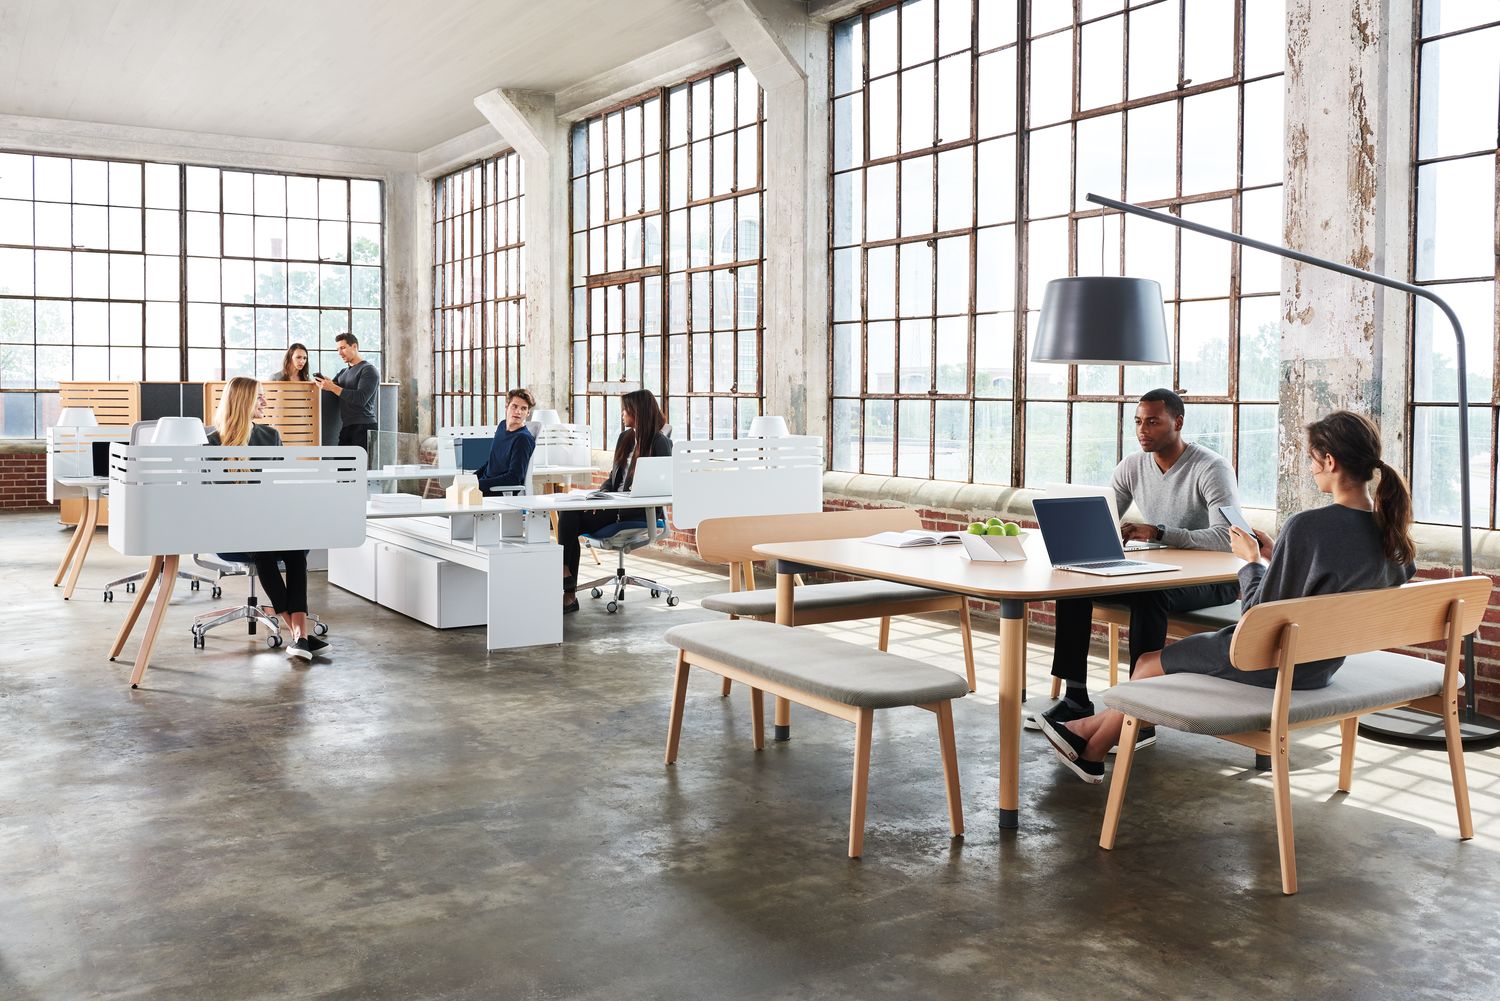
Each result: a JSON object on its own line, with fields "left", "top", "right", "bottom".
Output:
{"left": 1155, "top": 524, "right": 1166, "bottom": 541}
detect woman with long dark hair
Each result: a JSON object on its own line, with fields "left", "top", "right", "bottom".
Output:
{"left": 274, "top": 342, "right": 312, "bottom": 382}
{"left": 1038, "top": 410, "right": 1416, "bottom": 784}
{"left": 557, "top": 388, "right": 671, "bottom": 613}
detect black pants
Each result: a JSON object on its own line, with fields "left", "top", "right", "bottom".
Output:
{"left": 558, "top": 508, "right": 648, "bottom": 589}
{"left": 251, "top": 551, "right": 308, "bottom": 616}
{"left": 1050, "top": 581, "right": 1239, "bottom": 687}
{"left": 338, "top": 422, "right": 376, "bottom": 457}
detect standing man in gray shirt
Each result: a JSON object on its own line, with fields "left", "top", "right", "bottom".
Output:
{"left": 314, "top": 332, "right": 379, "bottom": 457}
{"left": 1028, "top": 388, "right": 1241, "bottom": 736}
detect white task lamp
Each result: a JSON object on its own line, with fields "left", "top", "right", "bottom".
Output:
{"left": 748, "top": 415, "right": 790, "bottom": 438}
{"left": 151, "top": 416, "right": 209, "bottom": 445}
{"left": 56, "top": 407, "right": 99, "bottom": 428}
{"left": 532, "top": 409, "right": 562, "bottom": 426}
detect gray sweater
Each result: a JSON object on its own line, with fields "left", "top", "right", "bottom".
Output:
{"left": 1163, "top": 504, "right": 1415, "bottom": 688}
{"left": 333, "top": 360, "right": 379, "bottom": 425}
{"left": 1109, "top": 442, "right": 1238, "bottom": 552}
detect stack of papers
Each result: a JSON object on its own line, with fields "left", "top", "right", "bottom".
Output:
{"left": 369, "top": 493, "right": 423, "bottom": 510}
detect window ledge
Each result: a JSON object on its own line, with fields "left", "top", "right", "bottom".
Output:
{"left": 0, "top": 440, "right": 45, "bottom": 456}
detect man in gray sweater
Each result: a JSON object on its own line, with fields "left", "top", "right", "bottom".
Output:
{"left": 1028, "top": 388, "right": 1241, "bottom": 737}
{"left": 314, "top": 332, "right": 380, "bottom": 457}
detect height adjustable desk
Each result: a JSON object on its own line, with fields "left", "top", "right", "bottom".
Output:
{"left": 47, "top": 425, "right": 131, "bottom": 599}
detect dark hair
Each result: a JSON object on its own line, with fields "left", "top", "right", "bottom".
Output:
{"left": 335, "top": 332, "right": 357, "bottom": 348}
{"left": 613, "top": 389, "right": 667, "bottom": 486}
{"left": 277, "top": 342, "right": 311, "bottom": 382}
{"left": 1138, "top": 388, "right": 1185, "bottom": 420}
{"left": 1306, "top": 410, "right": 1414, "bottom": 564}
{"left": 506, "top": 387, "right": 536, "bottom": 409}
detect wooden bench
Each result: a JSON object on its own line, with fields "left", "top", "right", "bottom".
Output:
{"left": 663, "top": 619, "right": 969, "bottom": 858}
{"left": 695, "top": 510, "right": 978, "bottom": 714}
{"left": 1097, "top": 575, "right": 1490, "bottom": 895}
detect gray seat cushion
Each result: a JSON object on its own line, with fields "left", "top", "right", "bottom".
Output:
{"left": 1099, "top": 650, "right": 1452, "bottom": 735}
{"left": 663, "top": 619, "right": 969, "bottom": 709}
{"left": 699, "top": 579, "right": 955, "bottom": 617}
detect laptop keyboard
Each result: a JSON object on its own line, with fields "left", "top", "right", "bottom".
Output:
{"left": 1070, "top": 559, "right": 1142, "bottom": 570}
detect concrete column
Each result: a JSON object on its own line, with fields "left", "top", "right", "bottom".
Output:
{"left": 699, "top": 0, "right": 830, "bottom": 439}
{"left": 473, "top": 89, "right": 572, "bottom": 417}
{"left": 384, "top": 170, "right": 425, "bottom": 435}
{"left": 1280, "top": 0, "right": 1406, "bottom": 516}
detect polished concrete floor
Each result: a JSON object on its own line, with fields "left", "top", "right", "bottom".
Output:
{"left": 3, "top": 509, "right": 1500, "bottom": 1000}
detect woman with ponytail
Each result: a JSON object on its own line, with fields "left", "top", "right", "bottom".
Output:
{"left": 1038, "top": 410, "right": 1416, "bottom": 784}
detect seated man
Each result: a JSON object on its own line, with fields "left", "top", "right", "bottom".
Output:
{"left": 1028, "top": 388, "right": 1240, "bottom": 740}
{"left": 475, "top": 388, "right": 538, "bottom": 495}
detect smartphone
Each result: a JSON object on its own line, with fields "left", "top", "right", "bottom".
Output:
{"left": 1219, "top": 504, "right": 1254, "bottom": 536}
{"left": 313, "top": 372, "right": 325, "bottom": 380}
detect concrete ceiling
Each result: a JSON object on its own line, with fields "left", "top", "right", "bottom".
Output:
{"left": 0, "top": 0, "right": 715, "bottom": 153}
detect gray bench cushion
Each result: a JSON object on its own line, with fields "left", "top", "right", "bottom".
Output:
{"left": 1099, "top": 650, "right": 1451, "bottom": 735}
{"left": 699, "top": 579, "right": 955, "bottom": 617}
{"left": 664, "top": 619, "right": 969, "bottom": 709}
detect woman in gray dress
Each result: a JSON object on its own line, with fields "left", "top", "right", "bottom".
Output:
{"left": 1038, "top": 411, "right": 1416, "bottom": 784}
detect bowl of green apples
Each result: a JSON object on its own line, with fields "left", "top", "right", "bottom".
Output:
{"left": 960, "top": 517, "right": 1029, "bottom": 561}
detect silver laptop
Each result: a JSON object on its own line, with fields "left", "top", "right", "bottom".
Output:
{"left": 1043, "top": 482, "right": 1167, "bottom": 551}
{"left": 1032, "top": 496, "right": 1180, "bottom": 577}
{"left": 593, "top": 455, "right": 673, "bottom": 499}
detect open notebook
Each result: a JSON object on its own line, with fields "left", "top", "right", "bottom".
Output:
{"left": 861, "top": 529, "right": 967, "bottom": 548}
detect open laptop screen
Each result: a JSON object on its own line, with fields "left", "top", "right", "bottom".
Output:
{"left": 1032, "top": 496, "right": 1126, "bottom": 565}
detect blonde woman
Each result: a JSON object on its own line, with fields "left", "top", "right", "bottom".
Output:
{"left": 208, "top": 377, "right": 328, "bottom": 660}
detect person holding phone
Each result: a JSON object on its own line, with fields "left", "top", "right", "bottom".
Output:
{"left": 1038, "top": 411, "right": 1416, "bottom": 784}
{"left": 1029, "top": 389, "right": 1242, "bottom": 737}
{"left": 313, "top": 333, "right": 379, "bottom": 457}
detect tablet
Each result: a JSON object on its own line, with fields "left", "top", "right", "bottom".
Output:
{"left": 1219, "top": 505, "right": 1254, "bottom": 536}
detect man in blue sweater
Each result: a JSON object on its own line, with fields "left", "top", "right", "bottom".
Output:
{"left": 476, "top": 388, "right": 538, "bottom": 494}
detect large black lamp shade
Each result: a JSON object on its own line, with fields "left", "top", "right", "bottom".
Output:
{"left": 1032, "top": 276, "right": 1172, "bottom": 365}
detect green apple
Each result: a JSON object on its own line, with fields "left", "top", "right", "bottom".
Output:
{"left": 986, "top": 516, "right": 1004, "bottom": 527}
{"left": 985, "top": 524, "right": 1008, "bottom": 536}
{"left": 967, "top": 522, "right": 987, "bottom": 535}
{"left": 1003, "top": 522, "right": 1022, "bottom": 537}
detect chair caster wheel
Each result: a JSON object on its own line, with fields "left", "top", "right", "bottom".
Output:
{"left": 267, "top": 634, "right": 283, "bottom": 649}
{"left": 651, "top": 589, "right": 660, "bottom": 598}
{"left": 591, "top": 588, "right": 603, "bottom": 599}
{"left": 190, "top": 579, "right": 200, "bottom": 591}
{"left": 125, "top": 582, "right": 137, "bottom": 593}
{"left": 212, "top": 587, "right": 222, "bottom": 599}
{"left": 666, "top": 596, "right": 679, "bottom": 607}
{"left": 103, "top": 591, "right": 113, "bottom": 602}
{"left": 606, "top": 600, "right": 619, "bottom": 613}
{"left": 315, "top": 622, "right": 329, "bottom": 636}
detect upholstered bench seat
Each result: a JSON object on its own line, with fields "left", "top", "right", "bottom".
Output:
{"left": 699, "top": 580, "right": 957, "bottom": 622}
{"left": 1100, "top": 651, "right": 1453, "bottom": 736}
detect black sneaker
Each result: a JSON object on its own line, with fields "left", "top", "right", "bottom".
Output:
{"left": 1024, "top": 696, "right": 1094, "bottom": 731}
{"left": 1037, "top": 714, "right": 1105, "bottom": 785}
{"left": 303, "top": 635, "right": 330, "bottom": 656}
{"left": 287, "top": 638, "right": 313, "bottom": 661}
{"left": 1109, "top": 725, "right": 1156, "bottom": 755}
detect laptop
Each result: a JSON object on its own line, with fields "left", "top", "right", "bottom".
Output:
{"left": 1042, "top": 482, "right": 1167, "bottom": 551}
{"left": 589, "top": 455, "right": 673, "bottom": 499}
{"left": 1032, "top": 496, "right": 1180, "bottom": 577}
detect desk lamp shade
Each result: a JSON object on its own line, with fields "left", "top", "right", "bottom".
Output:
{"left": 748, "top": 415, "right": 790, "bottom": 438}
{"left": 532, "top": 409, "right": 562, "bottom": 426}
{"left": 1032, "top": 277, "right": 1172, "bottom": 365}
{"left": 57, "top": 407, "right": 98, "bottom": 427}
{"left": 151, "top": 416, "right": 209, "bottom": 445}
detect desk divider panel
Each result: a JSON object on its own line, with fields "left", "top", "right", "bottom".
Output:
{"left": 58, "top": 382, "right": 140, "bottom": 426}
{"left": 108, "top": 445, "right": 367, "bottom": 557}
{"left": 47, "top": 427, "right": 132, "bottom": 503}
{"left": 670, "top": 436, "right": 824, "bottom": 530}
{"left": 202, "top": 381, "right": 321, "bottom": 445}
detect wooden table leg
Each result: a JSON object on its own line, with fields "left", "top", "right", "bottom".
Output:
{"left": 53, "top": 501, "right": 89, "bottom": 587}
{"left": 997, "top": 598, "right": 1027, "bottom": 829}
{"left": 110, "top": 556, "right": 163, "bottom": 660}
{"left": 773, "top": 565, "right": 795, "bottom": 741}
{"left": 61, "top": 494, "right": 101, "bottom": 599}
{"left": 128, "top": 554, "right": 179, "bottom": 689}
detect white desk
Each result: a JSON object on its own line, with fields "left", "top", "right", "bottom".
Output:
{"left": 367, "top": 466, "right": 463, "bottom": 484}
{"left": 53, "top": 475, "right": 108, "bottom": 599}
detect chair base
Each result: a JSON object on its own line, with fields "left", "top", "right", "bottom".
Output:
{"left": 578, "top": 562, "right": 678, "bottom": 613}
{"left": 191, "top": 602, "right": 326, "bottom": 650}
{"left": 104, "top": 567, "right": 219, "bottom": 603}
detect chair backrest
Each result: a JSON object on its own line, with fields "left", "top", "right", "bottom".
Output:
{"left": 107, "top": 444, "right": 367, "bottom": 557}
{"left": 670, "top": 435, "right": 824, "bottom": 529}
{"left": 129, "top": 420, "right": 158, "bottom": 444}
{"left": 1228, "top": 576, "right": 1492, "bottom": 672}
{"left": 437, "top": 424, "right": 498, "bottom": 471}
{"left": 695, "top": 508, "right": 920, "bottom": 566}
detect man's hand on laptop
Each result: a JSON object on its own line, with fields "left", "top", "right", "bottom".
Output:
{"left": 1120, "top": 522, "right": 1159, "bottom": 543}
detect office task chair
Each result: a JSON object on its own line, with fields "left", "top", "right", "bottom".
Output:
{"left": 101, "top": 419, "right": 219, "bottom": 602}
{"left": 578, "top": 514, "right": 679, "bottom": 613}
{"left": 190, "top": 554, "right": 326, "bottom": 650}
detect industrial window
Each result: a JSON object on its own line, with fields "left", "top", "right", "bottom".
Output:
{"left": 1409, "top": 2, "right": 1500, "bottom": 527}
{"left": 829, "top": 0, "right": 1285, "bottom": 507}
{"left": 570, "top": 63, "right": 764, "bottom": 448}
{"left": 432, "top": 149, "right": 526, "bottom": 427}
{"left": 0, "top": 151, "right": 384, "bottom": 437}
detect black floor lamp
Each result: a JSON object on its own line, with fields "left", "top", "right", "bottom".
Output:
{"left": 1037, "top": 192, "right": 1497, "bottom": 743}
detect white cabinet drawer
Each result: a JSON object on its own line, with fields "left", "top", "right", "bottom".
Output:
{"left": 328, "top": 538, "right": 378, "bottom": 601}
{"left": 375, "top": 542, "right": 487, "bottom": 629}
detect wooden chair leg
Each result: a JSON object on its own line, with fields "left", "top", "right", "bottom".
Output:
{"left": 935, "top": 700, "right": 963, "bottom": 838}
{"left": 957, "top": 599, "right": 976, "bottom": 693}
{"left": 877, "top": 615, "right": 891, "bottom": 652}
{"left": 665, "top": 651, "right": 691, "bottom": 765}
{"left": 1443, "top": 698, "right": 1475, "bottom": 840}
{"left": 1049, "top": 675, "right": 1061, "bottom": 699}
{"left": 1099, "top": 714, "right": 1140, "bottom": 850}
{"left": 62, "top": 496, "right": 100, "bottom": 599}
{"left": 848, "top": 707, "right": 874, "bottom": 858}
{"left": 1108, "top": 622, "right": 1120, "bottom": 687}
{"left": 1271, "top": 728, "right": 1298, "bottom": 895}
{"left": 720, "top": 676, "right": 733, "bottom": 697}
{"left": 109, "top": 556, "right": 162, "bottom": 659}
{"left": 750, "top": 687, "right": 765, "bottom": 751}
{"left": 128, "top": 555, "right": 179, "bottom": 688}
{"left": 1338, "top": 717, "right": 1357, "bottom": 793}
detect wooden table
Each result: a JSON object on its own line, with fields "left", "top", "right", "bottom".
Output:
{"left": 753, "top": 534, "right": 1243, "bottom": 829}
{"left": 53, "top": 475, "right": 108, "bottom": 600}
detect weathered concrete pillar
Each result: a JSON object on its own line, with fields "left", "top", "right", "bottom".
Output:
{"left": 473, "top": 89, "right": 572, "bottom": 416}
{"left": 699, "top": 0, "right": 830, "bottom": 439}
{"left": 1281, "top": 0, "right": 1411, "bottom": 516}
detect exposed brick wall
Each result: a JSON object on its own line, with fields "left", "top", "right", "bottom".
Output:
{"left": 0, "top": 450, "right": 50, "bottom": 510}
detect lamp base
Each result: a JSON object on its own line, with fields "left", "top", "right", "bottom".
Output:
{"left": 1357, "top": 707, "right": 1500, "bottom": 746}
